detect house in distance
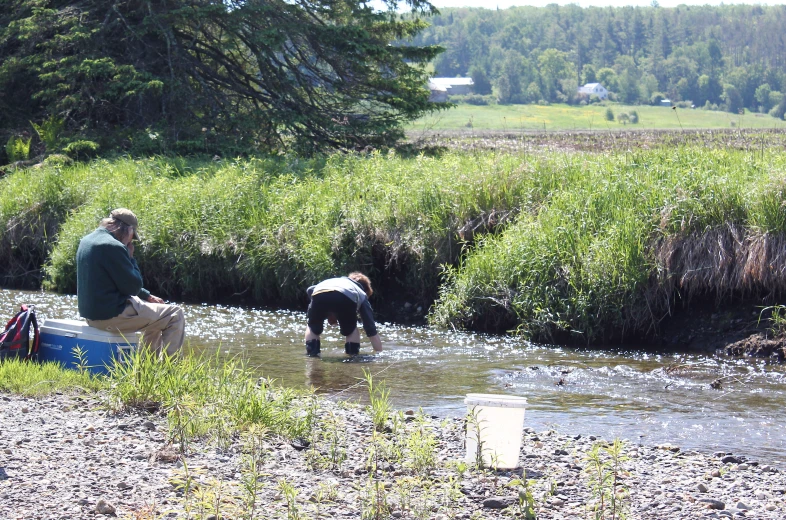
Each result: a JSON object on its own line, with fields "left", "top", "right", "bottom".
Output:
{"left": 428, "top": 77, "right": 475, "bottom": 102}
{"left": 577, "top": 82, "right": 609, "bottom": 100}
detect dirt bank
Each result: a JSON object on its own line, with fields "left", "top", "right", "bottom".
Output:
{"left": 653, "top": 300, "right": 786, "bottom": 362}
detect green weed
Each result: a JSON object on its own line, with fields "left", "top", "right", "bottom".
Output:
{"left": 365, "top": 369, "right": 391, "bottom": 433}
{"left": 759, "top": 305, "right": 786, "bottom": 337}
{"left": 507, "top": 470, "right": 556, "bottom": 519}
{"left": 404, "top": 413, "right": 437, "bottom": 474}
{"left": 584, "top": 439, "right": 631, "bottom": 520}
{"left": 105, "top": 344, "right": 313, "bottom": 448}
{"left": 70, "top": 345, "right": 91, "bottom": 376}
{"left": 360, "top": 475, "right": 391, "bottom": 520}
{"left": 465, "top": 405, "right": 488, "bottom": 469}
{"left": 278, "top": 479, "right": 306, "bottom": 520}
{"left": 31, "top": 115, "right": 65, "bottom": 152}
{"left": 239, "top": 425, "right": 269, "bottom": 519}
{"left": 305, "top": 411, "right": 347, "bottom": 472}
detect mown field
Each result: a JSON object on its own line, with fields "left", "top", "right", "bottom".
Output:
{"left": 408, "top": 103, "right": 786, "bottom": 133}
{"left": 2, "top": 133, "right": 786, "bottom": 343}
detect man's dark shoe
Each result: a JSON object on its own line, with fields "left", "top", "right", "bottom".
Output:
{"left": 305, "top": 339, "right": 321, "bottom": 357}
{"left": 344, "top": 342, "right": 360, "bottom": 356}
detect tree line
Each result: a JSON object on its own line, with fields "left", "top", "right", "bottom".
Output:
{"left": 412, "top": 4, "right": 786, "bottom": 117}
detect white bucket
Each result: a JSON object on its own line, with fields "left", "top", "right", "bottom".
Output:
{"left": 464, "top": 393, "right": 527, "bottom": 469}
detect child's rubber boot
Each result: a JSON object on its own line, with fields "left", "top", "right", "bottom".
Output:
{"left": 305, "top": 339, "right": 321, "bottom": 357}
{"left": 344, "top": 342, "right": 360, "bottom": 356}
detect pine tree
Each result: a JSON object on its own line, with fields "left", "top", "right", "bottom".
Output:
{"left": 0, "top": 0, "right": 446, "bottom": 154}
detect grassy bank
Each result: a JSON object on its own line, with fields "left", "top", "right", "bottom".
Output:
{"left": 430, "top": 147, "right": 786, "bottom": 341}
{"left": 2, "top": 145, "right": 786, "bottom": 342}
{"left": 1, "top": 153, "right": 541, "bottom": 304}
{"left": 408, "top": 103, "right": 786, "bottom": 133}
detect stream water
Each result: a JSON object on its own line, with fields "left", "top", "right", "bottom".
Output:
{"left": 5, "top": 288, "right": 786, "bottom": 464}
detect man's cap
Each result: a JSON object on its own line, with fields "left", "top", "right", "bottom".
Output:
{"left": 110, "top": 208, "right": 140, "bottom": 239}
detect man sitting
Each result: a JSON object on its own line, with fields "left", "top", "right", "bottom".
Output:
{"left": 76, "top": 208, "right": 185, "bottom": 355}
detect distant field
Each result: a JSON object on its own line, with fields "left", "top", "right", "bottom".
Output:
{"left": 408, "top": 103, "right": 786, "bottom": 133}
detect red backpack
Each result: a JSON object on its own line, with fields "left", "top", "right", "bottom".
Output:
{"left": 0, "top": 305, "right": 40, "bottom": 360}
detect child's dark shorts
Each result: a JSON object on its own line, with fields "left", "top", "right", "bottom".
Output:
{"left": 307, "top": 291, "right": 358, "bottom": 337}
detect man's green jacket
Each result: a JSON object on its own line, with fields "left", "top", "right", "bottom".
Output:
{"left": 76, "top": 228, "right": 150, "bottom": 320}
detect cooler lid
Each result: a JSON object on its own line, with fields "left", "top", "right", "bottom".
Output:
{"left": 40, "top": 318, "right": 138, "bottom": 343}
{"left": 464, "top": 393, "right": 527, "bottom": 408}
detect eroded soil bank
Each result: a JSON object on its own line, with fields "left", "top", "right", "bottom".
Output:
{"left": 648, "top": 301, "right": 786, "bottom": 360}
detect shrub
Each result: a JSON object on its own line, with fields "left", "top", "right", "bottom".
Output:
{"left": 42, "top": 154, "right": 73, "bottom": 167}
{"left": 604, "top": 107, "right": 614, "bottom": 121}
{"left": 769, "top": 105, "right": 785, "bottom": 119}
{"left": 63, "top": 140, "right": 100, "bottom": 160}
{"left": 628, "top": 110, "right": 639, "bottom": 124}
{"left": 451, "top": 94, "right": 493, "bottom": 106}
{"left": 650, "top": 92, "right": 666, "bottom": 105}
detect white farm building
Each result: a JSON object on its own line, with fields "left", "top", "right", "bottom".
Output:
{"left": 577, "top": 82, "right": 609, "bottom": 100}
{"left": 428, "top": 77, "right": 475, "bottom": 101}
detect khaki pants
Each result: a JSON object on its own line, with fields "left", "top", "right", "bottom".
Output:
{"left": 87, "top": 296, "right": 185, "bottom": 356}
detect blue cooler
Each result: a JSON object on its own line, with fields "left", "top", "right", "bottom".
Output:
{"left": 39, "top": 319, "right": 138, "bottom": 375}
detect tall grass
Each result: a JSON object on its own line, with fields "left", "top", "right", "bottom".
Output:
{"left": 5, "top": 152, "right": 541, "bottom": 305}
{"left": 106, "top": 346, "right": 313, "bottom": 448}
{"left": 0, "top": 358, "right": 104, "bottom": 395}
{"left": 0, "top": 160, "right": 96, "bottom": 288}
{"left": 430, "top": 146, "right": 786, "bottom": 342}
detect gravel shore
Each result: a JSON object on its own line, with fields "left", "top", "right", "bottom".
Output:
{"left": 2, "top": 391, "right": 785, "bottom": 519}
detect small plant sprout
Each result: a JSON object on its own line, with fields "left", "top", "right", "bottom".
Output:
{"left": 584, "top": 438, "right": 631, "bottom": 520}
{"left": 759, "top": 304, "right": 786, "bottom": 338}
{"left": 405, "top": 413, "right": 437, "bottom": 474}
{"left": 364, "top": 368, "right": 391, "bottom": 432}
{"left": 508, "top": 470, "right": 557, "bottom": 520}
{"left": 465, "top": 405, "right": 488, "bottom": 469}
{"left": 508, "top": 471, "right": 538, "bottom": 520}
{"left": 240, "top": 424, "right": 269, "bottom": 517}
{"left": 312, "top": 481, "right": 338, "bottom": 517}
{"left": 360, "top": 474, "right": 390, "bottom": 520}
{"left": 70, "top": 345, "right": 92, "bottom": 376}
{"left": 450, "top": 460, "right": 469, "bottom": 479}
{"left": 278, "top": 479, "right": 305, "bottom": 520}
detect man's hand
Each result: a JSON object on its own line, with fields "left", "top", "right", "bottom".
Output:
{"left": 148, "top": 294, "right": 165, "bottom": 304}
{"left": 127, "top": 241, "right": 135, "bottom": 258}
